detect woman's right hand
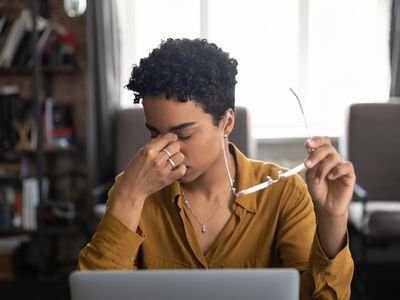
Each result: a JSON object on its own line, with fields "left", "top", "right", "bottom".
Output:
{"left": 106, "top": 133, "right": 185, "bottom": 231}
{"left": 112, "top": 132, "right": 186, "bottom": 206}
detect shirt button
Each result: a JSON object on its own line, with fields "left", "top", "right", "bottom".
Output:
{"left": 319, "top": 259, "right": 326, "bottom": 265}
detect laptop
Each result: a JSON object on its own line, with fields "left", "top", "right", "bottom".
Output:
{"left": 69, "top": 269, "right": 299, "bottom": 300}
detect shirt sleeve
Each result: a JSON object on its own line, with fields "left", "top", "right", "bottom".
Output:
{"left": 303, "top": 232, "right": 354, "bottom": 300}
{"left": 78, "top": 173, "right": 146, "bottom": 270}
{"left": 276, "top": 178, "right": 354, "bottom": 300}
{"left": 78, "top": 210, "right": 146, "bottom": 270}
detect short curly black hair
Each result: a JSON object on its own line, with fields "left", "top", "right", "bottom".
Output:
{"left": 126, "top": 38, "right": 238, "bottom": 125}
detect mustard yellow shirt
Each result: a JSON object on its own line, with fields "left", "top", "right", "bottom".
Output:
{"left": 79, "top": 144, "right": 354, "bottom": 300}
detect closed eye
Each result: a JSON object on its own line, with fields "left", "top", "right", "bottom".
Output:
{"left": 178, "top": 135, "right": 191, "bottom": 141}
{"left": 149, "top": 133, "right": 191, "bottom": 141}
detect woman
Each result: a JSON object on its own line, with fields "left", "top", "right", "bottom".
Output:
{"left": 79, "top": 38, "right": 355, "bottom": 299}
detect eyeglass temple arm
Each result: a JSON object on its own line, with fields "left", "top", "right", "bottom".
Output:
{"left": 237, "top": 163, "right": 306, "bottom": 196}
{"left": 279, "top": 162, "right": 305, "bottom": 178}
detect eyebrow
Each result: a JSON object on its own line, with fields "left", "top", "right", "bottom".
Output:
{"left": 145, "top": 122, "right": 197, "bottom": 133}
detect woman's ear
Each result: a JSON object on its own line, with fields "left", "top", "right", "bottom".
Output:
{"left": 221, "top": 108, "right": 235, "bottom": 138}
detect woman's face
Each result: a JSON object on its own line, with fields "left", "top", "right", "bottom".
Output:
{"left": 142, "top": 95, "right": 228, "bottom": 183}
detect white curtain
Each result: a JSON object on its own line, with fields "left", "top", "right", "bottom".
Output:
{"left": 86, "top": 0, "right": 121, "bottom": 207}
{"left": 390, "top": 0, "right": 400, "bottom": 97}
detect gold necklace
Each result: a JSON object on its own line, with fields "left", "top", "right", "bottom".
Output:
{"left": 180, "top": 182, "right": 234, "bottom": 234}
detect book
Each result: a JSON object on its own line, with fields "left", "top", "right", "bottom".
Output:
{"left": 0, "top": 162, "right": 21, "bottom": 177}
{"left": 13, "top": 14, "right": 50, "bottom": 68}
{"left": 0, "top": 9, "right": 31, "bottom": 68}
{"left": 44, "top": 97, "right": 54, "bottom": 148}
{"left": 0, "top": 15, "right": 7, "bottom": 34}
{"left": 0, "top": 10, "right": 54, "bottom": 69}
{"left": 0, "top": 85, "right": 23, "bottom": 151}
{"left": 0, "top": 17, "right": 12, "bottom": 58}
{"left": 32, "top": 22, "right": 53, "bottom": 68}
{"left": 0, "top": 186, "right": 14, "bottom": 231}
{"left": 37, "top": 23, "right": 53, "bottom": 55}
{"left": 22, "top": 177, "right": 39, "bottom": 231}
{"left": 13, "top": 190, "right": 22, "bottom": 228}
{"left": 11, "top": 28, "right": 32, "bottom": 66}
{"left": 0, "top": 184, "right": 23, "bottom": 231}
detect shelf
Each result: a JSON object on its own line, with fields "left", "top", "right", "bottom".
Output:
{"left": 19, "top": 147, "right": 79, "bottom": 155}
{"left": 0, "top": 65, "right": 78, "bottom": 76}
{"left": 0, "top": 225, "right": 81, "bottom": 237}
{"left": 0, "top": 229, "right": 32, "bottom": 237}
{"left": 0, "top": 177, "right": 22, "bottom": 184}
{"left": 0, "top": 147, "right": 79, "bottom": 157}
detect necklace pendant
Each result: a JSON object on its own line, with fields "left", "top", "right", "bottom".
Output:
{"left": 201, "top": 225, "right": 206, "bottom": 233}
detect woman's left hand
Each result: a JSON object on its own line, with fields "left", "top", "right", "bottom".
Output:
{"left": 304, "top": 137, "right": 356, "bottom": 217}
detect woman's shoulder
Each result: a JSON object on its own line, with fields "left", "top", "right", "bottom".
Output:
{"left": 247, "top": 160, "right": 312, "bottom": 221}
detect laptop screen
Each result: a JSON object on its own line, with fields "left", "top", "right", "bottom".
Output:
{"left": 70, "top": 269, "right": 299, "bottom": 300}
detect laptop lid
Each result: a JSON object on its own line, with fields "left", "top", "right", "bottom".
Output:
{"left": 70, "top": 269, "right": 299, "bottom": 300}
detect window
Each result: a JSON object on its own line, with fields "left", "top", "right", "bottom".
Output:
{"left": 117, "top": 0, "right": 391, "bottom": 138}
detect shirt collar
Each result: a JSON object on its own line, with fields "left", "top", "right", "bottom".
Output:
{"left": 230, "top": 143, "right": 258, "bottom": 213}
{"left": 168, "top": 143, "right": 259, "bottom": 214}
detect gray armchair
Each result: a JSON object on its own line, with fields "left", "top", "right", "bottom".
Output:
{"left": 344, "top": 103, "right": 400, "bottom": 239}
{"left": 341, "top": 103, "right": 400, "bottom": 290}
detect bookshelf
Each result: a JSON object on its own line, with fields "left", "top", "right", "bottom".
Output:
{"left": 0, "top": 224, "right": 81, "bottom": 237}
{"left": 0, "top": 0, "right": 87, "bottom": 278}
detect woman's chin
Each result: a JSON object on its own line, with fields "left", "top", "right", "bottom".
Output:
{"left": 178, "top": 167, "right": 194, "bottom": 183}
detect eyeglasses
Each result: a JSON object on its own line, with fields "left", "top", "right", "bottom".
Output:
{"left": 224, "top": 88, "right": 312, "bottom": 197}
